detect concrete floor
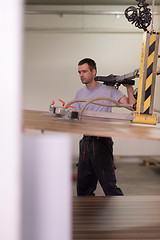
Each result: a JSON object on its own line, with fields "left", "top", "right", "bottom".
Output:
{"left": 72, "top": 157, "right": 160, "bottom": 196}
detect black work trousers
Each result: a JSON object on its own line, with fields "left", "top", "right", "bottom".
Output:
{"left": 77, "top": 136, "right": 123, "bottom": 196}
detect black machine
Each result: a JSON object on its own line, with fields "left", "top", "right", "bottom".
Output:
{"left": 94, "top": 69, "right": 139, "bottom": 89}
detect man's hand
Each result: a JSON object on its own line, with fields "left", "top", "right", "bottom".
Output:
{"left": 120, "top": 84, "right": 136, "bottom": 111}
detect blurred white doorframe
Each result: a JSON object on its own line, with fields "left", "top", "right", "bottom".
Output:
{"left": 0, "top": 0, "right": 23, "bottom": 240}
{"left": 23, "top": 133, "right": 72, "bottom": 240}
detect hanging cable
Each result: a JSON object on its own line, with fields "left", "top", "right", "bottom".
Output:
{"left": 66, "top": 97, "right": 133, "bottom": 120}
{"left": 124, "top": 0, "right": 152, "bottom": 31}
{"left": 151, "top": 0, "right": 155, "bottom": 32}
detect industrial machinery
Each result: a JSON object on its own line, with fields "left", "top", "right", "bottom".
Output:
{"left": 48, "top": 0, "right": 160, "bottom": 125}
{"left": 49, "top": 31, "right": 160, "bottom": 125}
{"left": 94, "top": 30, "right": 160, "bottom": 125}
{"left": 94, "top": 69, "right": 138, "bottom": 90}
{"left": 49, "top": 99, "right": 79, "bottom": 120}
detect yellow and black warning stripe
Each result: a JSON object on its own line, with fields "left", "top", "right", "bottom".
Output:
{"left": 134, "top": 32, "right": 159, "bottom": 125}
{"left": 143, "top": 33, "right": 157, "bottom": 114}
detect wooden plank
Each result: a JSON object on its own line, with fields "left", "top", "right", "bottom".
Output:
{"left": 72, "top": 196, "right": 160, "bottom": 240}
{"left": 23, "top": 109, "right": 160, "bottom": 141}
{"left": 142, "top": 157, "right": 160, "bottom": 168}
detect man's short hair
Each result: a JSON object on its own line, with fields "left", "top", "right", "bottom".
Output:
{"left": 78, "top": 58, "right": 97, "bottom": 72}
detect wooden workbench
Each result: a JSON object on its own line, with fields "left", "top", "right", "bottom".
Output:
{"left": 73, "top": 196, "right": 160, "bottom": 240}
{"left": 23, "top": 109, "right": 160, "bottom": 141}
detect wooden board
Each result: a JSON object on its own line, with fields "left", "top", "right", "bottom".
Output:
{"left": 142, "top": 157, "right": 160, "bottom": 168}
{"left": 72, "top": 196, "right": 160, "bottom": 240}
{"left": 23, "top": 109, "right": 160, "bottom": 141}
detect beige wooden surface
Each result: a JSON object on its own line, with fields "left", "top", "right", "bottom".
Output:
{"left": 23, "top": 109, "right": 160, "bottom": 141}
{"left": 73, "top": 196, "right": 160, "bottom": 240}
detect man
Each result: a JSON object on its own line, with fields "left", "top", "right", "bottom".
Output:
{"left": 73, "top": 58, "right": 136, "bottom": 196}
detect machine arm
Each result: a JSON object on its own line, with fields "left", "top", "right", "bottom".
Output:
{"left": 94, "top": 69, "right": 139, "bottom": 89}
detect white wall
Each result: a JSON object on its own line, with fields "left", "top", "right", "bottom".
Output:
{"left": 23, "top": 5, "right": 160, "bottom": 157}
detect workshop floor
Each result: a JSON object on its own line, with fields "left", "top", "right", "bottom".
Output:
{"left": 72, "top": 157, "right": 160, "bottom": 196}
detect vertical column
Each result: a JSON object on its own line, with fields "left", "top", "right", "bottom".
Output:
{"left": 133, "top": 32, "right": 159, "bottom": 125}
{"left": 0, "top": 0, "right": 23, "bottom": 240}
{"left": 143, "top": 33, "right": 159, "bottom": 114}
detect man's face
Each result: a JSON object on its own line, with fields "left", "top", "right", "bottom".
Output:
{"left": 78, "top": 63, "right": 95, "bottom": 85}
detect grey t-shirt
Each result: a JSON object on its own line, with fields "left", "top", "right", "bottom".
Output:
{"left": 73, "top": 83, "right": 124, "bottom": 112}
